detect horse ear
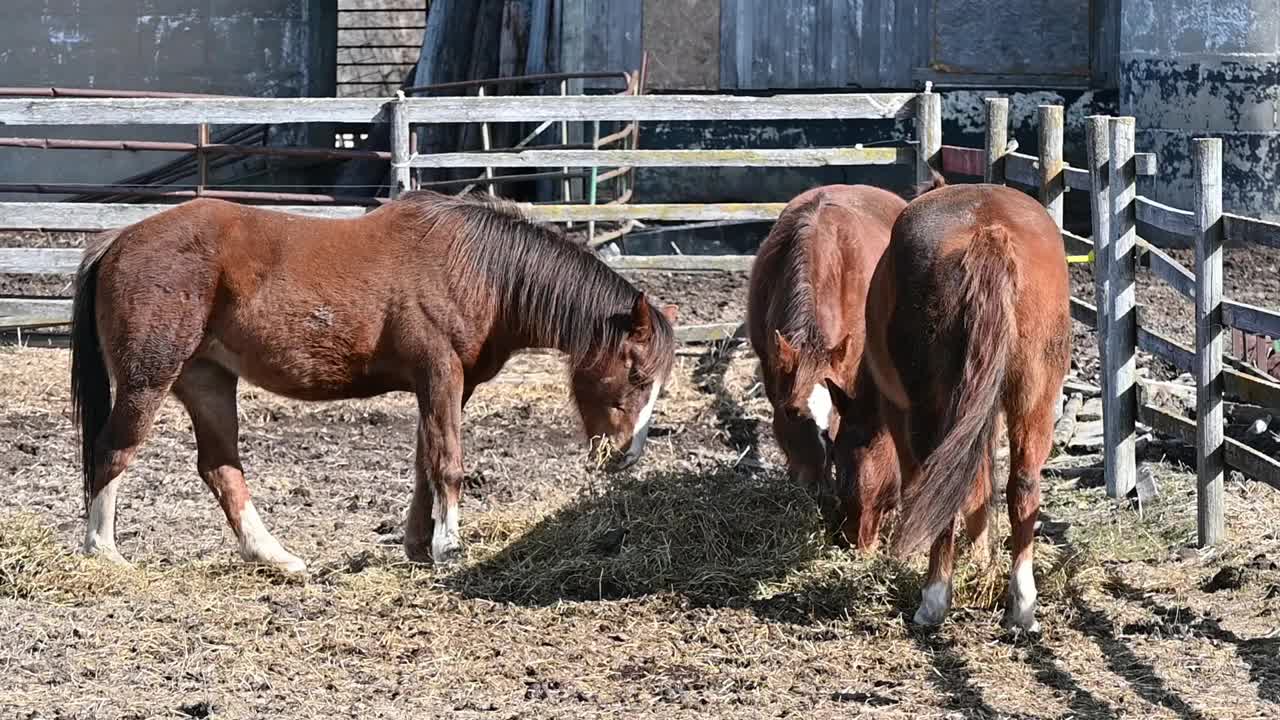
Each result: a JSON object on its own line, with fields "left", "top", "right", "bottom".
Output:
{"left": 828, "top": 333, "right": 850, "bottom": 367}
{"left": 628, "top": 294, "right": 653, "bottom": 342}
{"left": 825, "top": 378, "right": 853, "bottom": 414}
{"left": 774, "top": 330, "right": 799, "bottom": 373}
{"left": 660, "top": 304, "right": 679, "bottom": 325}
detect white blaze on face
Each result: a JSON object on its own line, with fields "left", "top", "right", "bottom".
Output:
{"left": 627, "top": 382, "right": 662, "bottom": 456}
{"left": 806, "top": 383, "right": 834, "bottom": 448}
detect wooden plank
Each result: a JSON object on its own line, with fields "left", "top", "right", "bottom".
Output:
{"left": 1193, "top": 137, "right": 1226, "bottom": 546}
{"left": 0, "top": 98, "right": 391, "bottom": 125}
{"left": 1141, "top": 240, "right": 1195, "bottom": 300}
{"left": 338, "top": 28, "right": 428, "bottom": 46}
{"left": 984, "top": 97, "right": 1009, "bottom": 184}
{"left": 1136, "top": 195, "right": 1195, "bottom": 238}
{"left": 0, "top": 248, "right": 79, "bottom": 275}
{"left": 916, "top": 92, "right": 942, "bottom": 184}
{"left": 338, "top": 64, "right": 415, "bottom": 85}
{"left": 1105, "top": 116, "right": 1139, "bottom": 499}
{"left": 1223, "top": 213, "right": 1280, "bottom": 250}
{"left": 1223, "top": 299, "right": 1280, "bottom": 338}
{"left": 525, "top": 203, "right": 786, "bottom": 222}
{"left": 0, "top": 298, "right": 70, "bottom": 330}
{"left": 338, "top": 9, "right": 426, "bottom": 28}
{"left": 1140, "top": 405, "right": 1280, "bottom": 492}
{"left": 1063, "top": 230, "right": 1093, "bottom": 256}
{"left": 339, "top": 0, "right": 426, "bottom": 10}
{"left": 605, "top": 255, "right": 753, "bottom": 272}
{"left": 338, "top": 46, "right": 424, "bottom": 65}
{"left": 408, "top": 147, "right": 912, "bottom": 168}
{"left": 1038, "top": 105, "right": 1064, "bottom": 227}
{"left": 404, "top": 92, "right": 918, "bottom": 123}
{"left": 1064, "top": 165, "right": 1091, "bottom": 192}
{"left": 675, "top": 322, "right": 744, "bottom": 343}
{"left": 941, "top": 144, "right": 984, "bottom": 177}
{"left": 1005, "top": 152, "right": 1038, "bottom": 187}
{"left": 0, "top": 202, "right": 369, "bottom": 231}
{"left": 1090, "top": 0, "right": 1121, "bottom": 89}
{"left": 0, "top": 94, "right": 917, "bottom": 127}
{"left": 0, "top": 201, "right": 787, "bottom": 230}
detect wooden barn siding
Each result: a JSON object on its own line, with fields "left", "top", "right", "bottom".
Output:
{"left": 337, "top": 1, "right": 427, "bottom": 97}
{"left": 719, "top": 0, "right": 926, "bottom": 90}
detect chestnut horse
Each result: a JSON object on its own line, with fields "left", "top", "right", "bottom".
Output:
{"left": 746, "top": 184, "right": 903, "bottom": 547}
{"left": 828, "top": 180, "right": 1069, "bottom": 632}
{"left": 70, "top": 191, "right": 676, "bottom": 572}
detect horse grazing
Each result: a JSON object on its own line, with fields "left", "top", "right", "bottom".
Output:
{"left": 828, "top": 181, "right": 1070, "bottom": 632}
{"left": 70, "top": 191, "right": 676, "bottom": 572}
{"left": 746, "top": 184, "right": 904, "bottom": 547}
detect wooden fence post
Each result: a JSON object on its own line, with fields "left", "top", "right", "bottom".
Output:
{"left": 1038, "top": 105, "right": 1064, "bottom": 227}
{"left": 1193, "top": 137, "right": 1225, "bottom": 546}
{"left": 1086, "top": 115, "right": 1111, "bottom": 390}
{"left": 1105, "top": 116, "right": 1139, "bottom": 499}
{"left": 916, "top": 90, "right": 942, "bottom": 185}
{"left": 389, "top": 93, "right": 411, "bottom": 199}
{"left": 983, "top": 97, "right": 1008, "bottom": 184}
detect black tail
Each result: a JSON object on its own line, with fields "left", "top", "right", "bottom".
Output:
{"left": 891, "top": 224, "right": 1016, "bottom": 557}
{"left": 70, "top": 235, "right": 115, "bottom": 517}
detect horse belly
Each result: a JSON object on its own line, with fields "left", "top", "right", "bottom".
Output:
{"left": 199, "top": 333, "right": 405, "bottom": 401}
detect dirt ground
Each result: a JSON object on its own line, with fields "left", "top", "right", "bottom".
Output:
{"left": 2, "top": 254, "right": 1280, "bottom": 719}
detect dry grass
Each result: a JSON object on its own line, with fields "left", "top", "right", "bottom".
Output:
{"left": 2, "top": 344, "right": 1279, "bottom": 719}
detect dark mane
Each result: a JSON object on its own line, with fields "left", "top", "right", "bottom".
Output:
{"left": 396, "top": 190, "right": 674, "bottom": 378}
{"left": 758, "top": 193, "right": 830, "bottom": 354}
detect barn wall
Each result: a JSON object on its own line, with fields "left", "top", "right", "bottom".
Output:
{"left": 337, "top": 0, "right": 427, "bottom": 97}
{"left": 1122, "top": 0, "right": 1280, "bottom": 222}
{"left": 0, "top": 0, "right": 338, "bottom": 199}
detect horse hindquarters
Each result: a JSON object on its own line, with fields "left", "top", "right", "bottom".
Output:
{"left": 895, "top": 226, "right": 1017, "bottom": 626}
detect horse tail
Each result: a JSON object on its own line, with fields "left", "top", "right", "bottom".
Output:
{"left": 892, "top": 223, "right": 1017, "bottom": 557}
{"left": 71, "top": 229, "right": 122, "bottom": 516}
{"left": 903, "top": 168, "right": 947, "bottom": 201}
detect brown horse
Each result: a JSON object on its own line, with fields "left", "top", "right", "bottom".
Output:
{"left": 70, "top": 191, "right": 676, "bottom": 572}
{"left": 828, "top": 180, "right": 1070, "bottom": 632}
{"left": 746, "top": 184, "right": 904, "bottom": 547}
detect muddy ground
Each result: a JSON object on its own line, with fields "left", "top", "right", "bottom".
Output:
{"left": 2, "top": 244, "right": 1279, "bottom": 719}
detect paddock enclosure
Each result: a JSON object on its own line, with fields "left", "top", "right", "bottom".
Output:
{"left": 2, "top": 89, "right": 1280, "bottom": 718}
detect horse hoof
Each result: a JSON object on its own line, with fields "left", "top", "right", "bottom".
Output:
{"left": 84, "top": 544, "right": 132, "bottom": 568}
{"left": 912, "top": 605, "right": 947, "bottom": 627}
{"left": 432, "top": 543, "right": 464, "bottom": 567}
{"left": 404, "top": 540, "right": 433, "bottom": 564}
{"left": 1001, "top": 612, "right": 1041, "bottom": 635}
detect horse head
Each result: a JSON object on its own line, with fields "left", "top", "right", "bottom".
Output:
{"left": 571, "top": 295, "right": 678, "bottom": 471}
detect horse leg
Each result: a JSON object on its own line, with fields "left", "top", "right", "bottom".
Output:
{"left": 1001, "top": 386, "right": 1057, "bottom": 633}
{"left": 963, "top": 446, "right": 995, "bottom": 569}
{"left": 851, "top": 425, "right": 898, "bottom": 552}
{"left": 174, "top": 361, "right": 305, "bottom": 573}
{"left": 82, "top": 383, "right": 171, "bottom": 565}
{"left": 913, "top": 520, "right": 956, "bottom": 626}
{"left": 404, "top": 368, "right": 465, "bottom": 565}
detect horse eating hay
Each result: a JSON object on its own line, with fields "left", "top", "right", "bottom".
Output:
{"left": 70, "top": 191, "right": 677, "bottom": 572}
{"left": 747, "top": 184, "right": 904, "bottom": 547}
{"left": 828, "top": 180, "right": 1070, "bottom": 632}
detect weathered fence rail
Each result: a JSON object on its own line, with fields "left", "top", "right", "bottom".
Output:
{"left": 0, "top": 90, "right": 933, "bottom": 341}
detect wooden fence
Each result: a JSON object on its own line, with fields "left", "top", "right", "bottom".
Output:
{"left": 0, "top": 90, "right": 926, "bottom": 343}
{"left": 4, "top": 90, "right": 1277, "bottom": 543}
{"left": 940, "top": 99, "right": 1280, "bottom": 548}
